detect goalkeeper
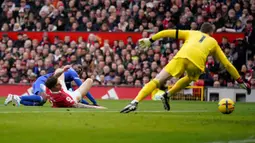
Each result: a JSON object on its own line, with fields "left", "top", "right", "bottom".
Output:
{"left": 121, "top": 22, "right": 251, "bottom": 113}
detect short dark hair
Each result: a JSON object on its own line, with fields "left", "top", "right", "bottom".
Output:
{"left": 200, "top": 22, "right": 214, "bottom": 34}
{"left": 73, "top": 64, "right": 83, "bottom": 75}
{"left": 45, "top": 76, "right": 58, "bottom": 90}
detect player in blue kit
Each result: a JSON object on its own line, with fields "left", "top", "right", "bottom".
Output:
{"left": 5, "top": 65, "right": 98, "bottom": 106}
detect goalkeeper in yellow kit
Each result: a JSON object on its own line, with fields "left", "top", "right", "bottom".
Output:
{"left": 121, "top": 23, "right": 251, "bottom": 113}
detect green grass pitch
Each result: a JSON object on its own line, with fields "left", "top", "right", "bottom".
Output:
{"left": 0, "top": 98, "right": 255, "bottom": 143}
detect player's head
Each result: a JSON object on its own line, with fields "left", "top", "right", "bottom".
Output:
{"left": 45, "top": 76, "right": 61, "bottom": 91}
{"left": 200, "top": 22, "right": 214, "bottom": 35}
{"left": 73, "top": 64, "right": 83, "bottom": 75}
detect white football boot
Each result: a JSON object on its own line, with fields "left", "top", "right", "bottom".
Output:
{"left": 4, "top": 94, "right": 13, "bottom": 106}
{"left": 12, "top": 95, "right": 21, "bottom": 106}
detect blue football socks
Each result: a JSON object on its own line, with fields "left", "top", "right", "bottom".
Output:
{"left": 81, "top": 99, "right": 89, "bottom": 105}
{"left": 86, "top": 92, "right": 97, "bottom": 105}
{"left": 20, "top": 95, "right": 43, "bottom": 102}
{"left": 20, "top": 100, "right": 41, "bottom": 106}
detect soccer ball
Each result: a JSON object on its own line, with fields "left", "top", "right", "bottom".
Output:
{"left": 218, "top": 98, "right": 235, "bottom": 114}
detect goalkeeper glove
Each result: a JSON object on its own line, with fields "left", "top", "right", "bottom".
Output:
{"left": 236, "top": 78, "right": 251, "bottom": 95}
{"left": 138, "top": 38, "right": 154, "bottom": 48}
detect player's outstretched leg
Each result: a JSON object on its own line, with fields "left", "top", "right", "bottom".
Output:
{"left": 19, "top": 95, "right": 45, "bottom": 106}
{"left": 5, "top": 94, "right": 44, "bottom": 106}
{"left": 120, "top": 79, "right": 160, "bottom": 113}
{"left": 120, "top": 69, "right": 172, "bottom": 113}
{"left": 75, "top": 78, "right": 107, "bottom": 109}
{"left": 20, "top": 101, "right": 41, "bottom": 106}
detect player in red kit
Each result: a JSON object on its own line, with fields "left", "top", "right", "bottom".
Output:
{"left": 45, "top": 85, "right": 75, "bottom": 108}
{"left": 42, "top": 65, "right": 106, "bottom": 109}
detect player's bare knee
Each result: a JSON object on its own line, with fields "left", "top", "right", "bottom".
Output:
{"left": 85, "top": 78, "right": 93, "bottom": 84}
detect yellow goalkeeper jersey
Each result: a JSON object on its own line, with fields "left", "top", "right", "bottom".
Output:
{"left": 151, "top": 30, "right": 240, "bottom": 80}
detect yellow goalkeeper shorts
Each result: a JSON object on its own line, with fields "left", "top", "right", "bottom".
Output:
{"left": 164, "top": 58, "right": 202, "bottom": 81}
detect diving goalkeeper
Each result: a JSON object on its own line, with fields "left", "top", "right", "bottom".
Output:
{"left": 121, "top": 22, "right": 251, "bottom": 113}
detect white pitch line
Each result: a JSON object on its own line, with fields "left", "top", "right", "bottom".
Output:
{"left": 229, "top": 139, "right": 255, "bottom": 143}
{"left": 207, "top": 136, "right": 255, "bottom": 143}
{"left": 0, "top": 110, "right": 209, "bottom": 114}
{"left": 207, "top": 139, "right": 255, "bottom": 143}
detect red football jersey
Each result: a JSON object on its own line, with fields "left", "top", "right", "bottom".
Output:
{"left": 45, "top": 88, "right": 75, "bottom": 108}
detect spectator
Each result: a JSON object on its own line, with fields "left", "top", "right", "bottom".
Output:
{"left": 250, "top": 78, "right": 255, "bottom": 88}
{"left": 213, "top": 81, "right": 221, "bottom": 87}
{"left": 240, "top": 65, "right": 252, "bottom": 83}
{"left": 206, "top": 56, "right": 219, "bottom": 75}
{"left": 220, "top": 37, "right": 230, "bottom": 50}
{"left": 39, "top": 0, "right": 54, "bottom": 17}
{"left": 0, "top": 0, "right": 254, "bottom": 88}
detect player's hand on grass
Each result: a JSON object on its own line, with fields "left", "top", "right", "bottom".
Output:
{"left": 237, "top": 78, "right": 251, "bottom": 95}
{"left": 73, "top": 103, "right": 107, "bottom": 109}
{"left": 91, "top": 104, "right": 107, "bottom": 109}
{"left": 138, "top": 38, "right": 151, "bottom": 48}
{"left": 95, "top": 106, "right": 107, "bottom": 109}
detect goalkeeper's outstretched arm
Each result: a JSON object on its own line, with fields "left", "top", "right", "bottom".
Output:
{"left": 139, "top": 30, "right": 190, "bottom": 48}
{"left": 150, "top": 30, "right": 190, "bottom": 42}
{"left": 214, "top": 45, "right": 240, "bottom": 80}
{"left": 214, "top": 44, "right": 251, "bottom": 94}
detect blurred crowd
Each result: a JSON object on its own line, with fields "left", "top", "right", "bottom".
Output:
{"left": 1, "top": 0, "right": 255, "bottom": 88}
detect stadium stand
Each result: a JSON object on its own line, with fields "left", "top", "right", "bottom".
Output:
{"left": 0, "top": 0, "right": 255, "bottom": 88}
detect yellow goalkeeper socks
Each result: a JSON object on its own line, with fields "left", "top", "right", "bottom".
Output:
{"left": 168, "top": 76, "right": 192, "bottom": 95}
{"left": 133, "top": 79, "right": 159, "bottom": 102}
{"left": 132, "top": 76, "right": 192, "bottom": 103}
